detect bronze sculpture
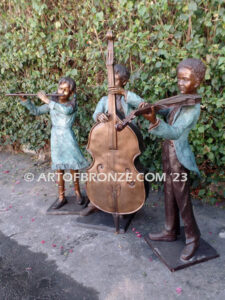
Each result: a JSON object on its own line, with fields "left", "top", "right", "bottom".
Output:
{"left": 140, "top": 58, "right": 206, "bottom": 260}
{"left": 18, "top": 77, "right": 89, "bottom": 209}
{"left": 81, "top": 31, "right": 146, "bottom": 229}
{"left": 116, "top": 94, "right": 202, "bottom": 131}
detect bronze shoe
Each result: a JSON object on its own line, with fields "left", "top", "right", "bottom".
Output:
{"left": 75, "top": 192, "right": 84, "bottom": 205}
{"left": 148, "top": 230, "right": 177, "bottom": 242}
{"left": 180, "top": 240, "right": 200, "bottom": 261}
{"left": 53, "top": 198, "right": 68, "bottom": 209}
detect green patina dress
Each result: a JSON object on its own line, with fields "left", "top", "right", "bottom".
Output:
{"left": 20, "top": 97, "right": 89, "bottom": 170}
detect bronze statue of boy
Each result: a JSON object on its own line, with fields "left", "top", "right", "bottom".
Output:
{"left": 141, "top": 58, "right": 206, "bottom": 260}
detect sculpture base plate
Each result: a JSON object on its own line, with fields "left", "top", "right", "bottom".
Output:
{"left": 145, "top": 229, "right": 219, "bottom": 272}
{"left": 46, "top": 196, "right": 87, "bottom": 215}
{"left": 75, "top": 210, "right": 134, "bottom": 233}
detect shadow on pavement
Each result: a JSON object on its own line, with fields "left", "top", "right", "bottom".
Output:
{"left": 0, "top": 231, "right": 99, "bottom": 300}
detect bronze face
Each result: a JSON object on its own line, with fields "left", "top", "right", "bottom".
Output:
{"left": 57, "top": 82, "right": 71, "bottom": 102}
{"left": 177, "top": 67, "right": 199, "bottom": 94}
{"left": 115, "top": 73, "right": 127, "bottom": 88}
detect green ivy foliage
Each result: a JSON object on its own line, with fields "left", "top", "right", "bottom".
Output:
{"left": 0, "top": 0, "right": 224, "bottom": 201}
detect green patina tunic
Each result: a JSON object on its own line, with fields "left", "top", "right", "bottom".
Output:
{"left": 92, "top": 91, "right": 143, "bottom": 122}
{"left": 20, "top": 97, "right": 89, "bottom": 170}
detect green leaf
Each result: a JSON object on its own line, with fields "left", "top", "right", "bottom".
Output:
{"left": 188, "top": 1, "right": 197, "bottom": 12}
{"left": 218, "top": 57, "right": 225, "bottom": 66}
{"left": 207, "top": 138, "right": 213, "bottom": 144}
{"left": 158, "top": 41, "right": 164, "bottom": 48}
{"left": 198, "top": 189, "right": 205, "bottom": 196}
{"left": 198, "top": 126, "right": 205, "bottom": 133}
{"left": 70, "top": 69, "right": 78, "bottom": 76}
{"left": 55, "top": 22, "right": 61, "bottom": 29}
{"left": 208, "top": 152, "right": 215, "bottom": 161}
{"left": 96, "top": 11, "right": 104, "bottom": 21}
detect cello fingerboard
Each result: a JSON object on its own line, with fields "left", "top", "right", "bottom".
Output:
{"left": 107, "top": 35, "right": 117, "bottom": 150}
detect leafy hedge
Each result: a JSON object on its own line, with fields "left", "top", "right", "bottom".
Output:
{"left": 0, "top": 0, "right": 224, "bottom": 201}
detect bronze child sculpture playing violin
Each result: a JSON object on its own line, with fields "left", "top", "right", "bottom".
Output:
{"left": 141, "top": 58, "right": 206, "bottom": 261}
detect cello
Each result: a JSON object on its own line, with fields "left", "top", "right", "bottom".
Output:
{"left": 86, "top": 31, "right": 146, "bottom": 231}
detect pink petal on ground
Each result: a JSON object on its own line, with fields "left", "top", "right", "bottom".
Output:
{"left": 135, "top": 231, "right": 140, "bottom": 234}
{"left": 149, "top": 257, "right": 153, "bottom": 262}
{"left": 15, "top": 180, "right": 20, "bottom": 184}
{"left": 20, "top": 216, "right": 23, "bottom": 219}
{"left": 176, "top": 287, "right": 182, "bottom": 294}
{"left": 3, "top": 170, "right": 10, "bottom": 174}
{"left": 9, "top": 205, "right": 12, "bottom": 208}
{"left": 136, "top": 234, "right": 142, "bottom": 238}
{"left": 132, "top": 228, "right": 136, "bottom": 232}
{"left": 41, "top": 240, "right": 46, "bottom": 244}
{"left": 0, "top": 164, "right": 2, "bottom": 168}
{"left": 69, "top": 249, "right": 73, "bottom": 253}
{"left": 60, "top": 246, "right": 64, "bottom": 249}
{"left": 31, "top": 218, "right": 35, "bottom": 222}
{"left": 5, "top": 208, "right": 8, "bottom": 211}
{"left": 209, "top": 232, "right": 212, "bottom": 234}
{"left": 52, "top": 244, "right": 56, "bottom": 247}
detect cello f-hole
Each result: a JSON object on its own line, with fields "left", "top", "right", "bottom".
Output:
{"left": 97, "top": 163, "right": 104, "bottom": 173}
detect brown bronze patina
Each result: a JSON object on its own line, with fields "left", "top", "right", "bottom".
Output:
{"left": 6, "top": 93, "right": 64, "bottom": 97}
{"left": 17, "top": 78, "right": 87, "bottom": 210}
{"left": 143, "top": 58, "right": 206, "bottom": 261}
{"left": 86, "top": 31, "right": 145, "bottom": 231}
{"left": 116, "top": 93, "right": 201, "bottom": 131}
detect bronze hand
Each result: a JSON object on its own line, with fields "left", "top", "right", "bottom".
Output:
{"left": 143, "top": 106, "right": 157, "bottom": 124}
{"left": 37, "top": 91, "right": 50, "bottom": 104}
{"left": 97, "top": 113, "right": 109, "bottom": 123}
{"left": 108, "top": 87, "right": 127, "bottom": 98}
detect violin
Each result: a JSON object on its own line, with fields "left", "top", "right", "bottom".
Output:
{"left": 116, "top": 94, "right": 201, "bottom": 131}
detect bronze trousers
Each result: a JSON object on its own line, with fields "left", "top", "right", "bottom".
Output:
{"left": 162, "top": 140, "right": 200, "bottom": 244}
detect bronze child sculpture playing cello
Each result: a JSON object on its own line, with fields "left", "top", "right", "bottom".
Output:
{"left": 81, "top": 31, "right": 146, "bottom": 226}
{"left": 80, "top": 63, "right": 146, "bottom": 217}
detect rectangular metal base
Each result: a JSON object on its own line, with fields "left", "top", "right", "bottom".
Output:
{"left": 75, "top": 210, "right": 134, "bottom": 233}
{"left": 145, "top": 229, "right": 219, "bottom": 272}
{"left": 46, "top": 196, "right": 87, "bottom": 215}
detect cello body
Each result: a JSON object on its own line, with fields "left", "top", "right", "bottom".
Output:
{"left": 86, "top": 31, "right": 145, "bottom": 215}
{"left": 86, "top": 115, "right": 145, "bottom": 214}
